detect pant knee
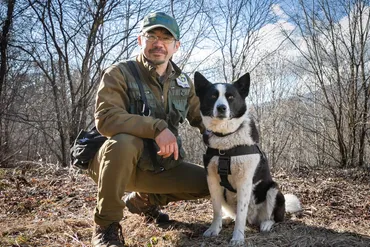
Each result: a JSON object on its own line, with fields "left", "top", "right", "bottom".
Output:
{"left": 88, "top": 133, "right": 144, "bottom": 182}
{"left": 110, "top": 133, "right": 143, "bottom": 152}
{"left": 105, "top": 133, "right": 144, "bottom": 162}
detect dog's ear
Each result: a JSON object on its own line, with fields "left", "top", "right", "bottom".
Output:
{"left": 233, "top": 72, "right": 250, "bottom": 99}
{"left": 194, "top": 71, "right": 211, "bottom": 97}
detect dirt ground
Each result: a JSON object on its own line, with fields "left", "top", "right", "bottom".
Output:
{"left": 0, "top": 163, "right": 369, "bottom": 247}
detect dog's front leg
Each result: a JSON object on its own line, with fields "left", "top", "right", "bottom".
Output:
{"left": 203, "top": 173, "right": 224, "bottom": 237}
{"left": 230, "top": 181, "right": 252, "bottom": 245}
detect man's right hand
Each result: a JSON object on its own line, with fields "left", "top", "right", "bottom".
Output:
{"left": 154, "top": 128, "right": 179, "bottom": 160}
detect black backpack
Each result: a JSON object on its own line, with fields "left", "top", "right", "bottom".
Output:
{"left": 70, "top": 61, "right": 150, "bottom": 169}
{"left": 70, "top": 127, "right": 107, "bottom": 169}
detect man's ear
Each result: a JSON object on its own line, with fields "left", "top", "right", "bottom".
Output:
{"left": 194, "top": 71, "right": 212, "bottom": 97}
{"left": 174, "top": 40, "right": 180, "bottom": 51}
{"left": 138, "top": 35, "right": 142, "bottom": 46}
{"left": 233, "top": 73, "right": 250, "bottom": 99}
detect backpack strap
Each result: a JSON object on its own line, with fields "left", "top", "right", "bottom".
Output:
{"left": 126, "top": 61, "right": 151, "bottom": 116}
{"left": 127, "top": 61, "right": 161, "bottom": 171}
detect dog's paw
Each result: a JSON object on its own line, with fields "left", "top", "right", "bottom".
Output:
{"left": 203, "top": 226, "right": 221, "bottom": 237}
{"left": 260, "top": 220, "right": 274, "bottom": 232}
{"left": 229, "top": 238, "right": 245, "bottom": 246}
{"left": 229, "top": 231, "right": 245, "bottom": 246}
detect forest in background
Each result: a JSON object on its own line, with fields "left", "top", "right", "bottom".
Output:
{"left": 0, "top": 0, "right": 369, "bottom": 172}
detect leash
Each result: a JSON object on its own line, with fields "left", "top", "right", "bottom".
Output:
{"left": 203, "top": 144, "right": 262, "bottom": 193}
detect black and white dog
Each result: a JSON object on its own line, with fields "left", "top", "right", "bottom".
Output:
{"left": 194, "top": 72, "right": 301, "bottom": 245}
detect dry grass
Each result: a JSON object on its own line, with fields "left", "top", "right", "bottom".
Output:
{"left": 0, "top": 163, "right": 369, "bottom": 247}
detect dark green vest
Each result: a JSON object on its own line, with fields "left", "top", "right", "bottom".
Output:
{"left": 117, "top": 61, "right": 190, "bottom": 172}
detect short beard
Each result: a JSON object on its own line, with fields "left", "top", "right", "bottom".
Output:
{"left": 150, "top": 59, "right": 166, "bottom": 65}
{"left": 148, "top": 48, "right": 167, "bottom": 65}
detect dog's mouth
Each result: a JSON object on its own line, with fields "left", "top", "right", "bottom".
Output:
{"left": 202, "top": 109, "right": 229, "bottom": 120}
{"left": 214, "top": 114, "right": 228, "bottom": 119}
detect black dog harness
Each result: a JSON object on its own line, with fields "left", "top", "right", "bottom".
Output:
{"left": 203, "top": 144, "right": 262, "bottom": 193}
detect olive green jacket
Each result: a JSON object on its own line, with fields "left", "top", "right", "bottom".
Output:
{"left": 94, "top": 54, "right": 204, "bottom": 171}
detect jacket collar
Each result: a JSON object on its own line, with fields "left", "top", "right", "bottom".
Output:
{"left": 136, "top": 53, "right": 182, "bottom": 81}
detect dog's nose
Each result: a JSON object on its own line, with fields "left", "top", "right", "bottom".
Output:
{"left": 217, "top": 104, "right": 227, "bottom": 113}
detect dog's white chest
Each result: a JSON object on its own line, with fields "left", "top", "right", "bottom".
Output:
{"left": 207, "top": 154, "right": 260, "bottom": 189}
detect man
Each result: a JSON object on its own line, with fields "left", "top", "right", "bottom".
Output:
{"left": 88, "top": 12, "right": 209, "bottom": 246}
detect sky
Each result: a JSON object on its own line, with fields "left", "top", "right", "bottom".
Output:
{"left": 175, "top": 3, "right": 299, "bottom": 80}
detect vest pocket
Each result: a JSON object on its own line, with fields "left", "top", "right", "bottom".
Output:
{"left": 157, "top": 136, "right": 186, "bottom": 171}
{"left": 172, "top": 100, "right": 187, "bottom": 124}
{"left": 137, "top": 140, "right": 156, "bottom": 171}
{"left": 137, "top": 137, "right": 186, "bottom": 172}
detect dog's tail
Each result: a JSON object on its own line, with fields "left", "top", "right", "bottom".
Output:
{"left": 284, "top": 194, "right": 302, "bottom": 213}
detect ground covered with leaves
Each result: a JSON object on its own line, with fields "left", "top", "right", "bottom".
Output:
{"left": 0, "top": 164, "right": 369, "bottom": 247}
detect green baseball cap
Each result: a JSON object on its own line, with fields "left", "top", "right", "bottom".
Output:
{"left": 140, "top": 12, "right": 180, "bottom": 40}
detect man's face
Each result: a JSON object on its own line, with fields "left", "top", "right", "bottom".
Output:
{"left": 138, "top": 28, "right": 180, "bottom": 65}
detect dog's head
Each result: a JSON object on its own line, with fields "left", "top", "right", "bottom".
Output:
{"left": 194, "top": 71, "right": 250, "bottom": 134}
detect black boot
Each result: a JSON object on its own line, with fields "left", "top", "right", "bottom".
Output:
{"left": 91, "top": 222, "right": 125, "bottom": 247}
{"left": 124, "top": 192, "right": 170, "bottom": 223}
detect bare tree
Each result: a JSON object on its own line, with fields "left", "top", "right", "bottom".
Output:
{"left": 169, "top": 0, "right": 212, "bottom": 70}
{"left": 248, "top": 51, "right": 299, "bottom": 169}
{"left": 281, "top": 0, "right": 370, "bottom": 168}
{"left": 0, "top": 0, "right": 16, "bottom": 164}
{"left": 8, "top": 0, "right": 152, "bottom": 165}
{"left": 200, "top": 0, "right": 278, "bottom": 82}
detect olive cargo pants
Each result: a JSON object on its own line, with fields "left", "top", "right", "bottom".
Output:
{"left": 88, "top": 133, "right": 209, "bottom": 226}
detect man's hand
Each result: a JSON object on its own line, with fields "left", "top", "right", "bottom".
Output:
{"left": 155, "top": 128, "right": 179, "bottom": 160}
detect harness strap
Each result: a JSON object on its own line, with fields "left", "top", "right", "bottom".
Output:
{"left": 206, "top": 144, "right": 261, "bottom": 157}
{"left": 210, "top": 124, "right": 244, "bottom": 138}
{"left": 204, "top": 144, "right": 262, "bottom": 193}
{"left": 218, "top": 156, "right": 236, "bottom": 193}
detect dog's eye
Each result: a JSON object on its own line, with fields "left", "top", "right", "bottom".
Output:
{"left": 227, "top": 95, "right": 234, "bottom": 100}
{"left": 211, "top": 94, "right": 217, "bottom": 99}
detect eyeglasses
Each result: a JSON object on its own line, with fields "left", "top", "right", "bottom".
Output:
{"left": 142, "top": 34, "right": 176, "bottom": 44}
